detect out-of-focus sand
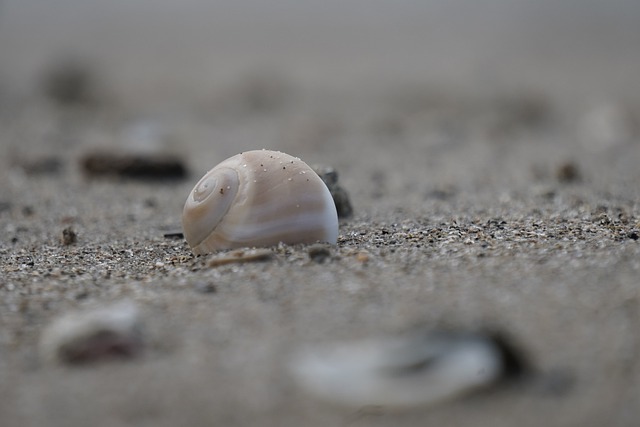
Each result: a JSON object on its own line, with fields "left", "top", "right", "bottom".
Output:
{"left": 1, "top": 2, "right": 639, "bottom": 426}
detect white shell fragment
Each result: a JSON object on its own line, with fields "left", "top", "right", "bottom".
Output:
{"left": 182, "top": 150, "right": 339, "bottom": 255}
{"left": 39, "top": 301, "right": 143, "bottom": 365}
{"left": 291, "top": 331, "right": 511, "bottom": 409}
{"left": 207, "top": 248, "right": 274, "bottom": 267}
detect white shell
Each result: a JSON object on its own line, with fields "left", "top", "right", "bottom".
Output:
{"left": 290, "top": 332, "right": 505, "bottom": 409}
{"left": 39, "top": 300, "right": 142, "bottom": 365}
{"left": 182, "top": 150, "right": 338, "bottom": 255}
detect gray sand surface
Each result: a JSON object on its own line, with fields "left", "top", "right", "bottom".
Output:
{"left": 1, "top": 2, "right": 640, "bottom": 426}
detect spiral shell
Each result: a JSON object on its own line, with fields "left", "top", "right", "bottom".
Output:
{"left": 182, "top": 150, "right": 339, "bottom": 255}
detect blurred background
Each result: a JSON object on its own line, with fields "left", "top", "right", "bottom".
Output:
{"left": 1, "top": 4, "right": 640, "bottom": 425}
{"left": 2, "top": 0, "right": 640, "bottom": 111}
{"left": 1, "top": 0, "right": 640, "bottom": 192}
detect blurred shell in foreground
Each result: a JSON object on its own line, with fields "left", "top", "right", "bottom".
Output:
{"left": 291, "top": 331, "right": 522, "bottom": 409}
{"left": 39, "top": 301, "right": 143, "bottom": 365}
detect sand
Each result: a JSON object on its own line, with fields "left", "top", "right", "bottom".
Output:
{"left": 1, "top": 2, "right": 640, "bottom": 426}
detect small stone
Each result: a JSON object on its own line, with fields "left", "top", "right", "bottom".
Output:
{"left": 61, "top": 227, "right": 77, "bottom": 245}
{"left": 207, "top": 248, "right": 274, "bottom": 267}
{"left": 308, "top": 244, "right": 332, "bottom": 263}
{"left": 80, "top": 151, "right": 188, "bottom": 181}
{"left": 163, "top": 231, "right": 184, "bottom": 240}
{"left": 39, "top": 301, "right": 143, "bottom": 365}
{"left": 313, "top": 165, "right": 354, "bottom": 218}
{"left": 627, "top": 231, "right": 639, "bottom": 241}
{"left": 556, "top": 162, "right": 581, "bottom": 183}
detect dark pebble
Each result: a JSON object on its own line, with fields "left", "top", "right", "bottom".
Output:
{"left": 627, "top": 231, "right": 639, "bottom": 241}
{"left": 313, "top": 165, "right": 354, "bottom": 218}
{"left": 163, "top": 231, "right": 185, "bottom": 240}
{"left": 61, "top": 227, "right": 77, "bottom": 245}
{"left": 556, "top": 162, "right": 581, "bottom": 183}
{"left": 80, "top": 151, "right": 188, "bottom": 181}
{"left": 308, "top": 243, "right": 332, "bottom": 263}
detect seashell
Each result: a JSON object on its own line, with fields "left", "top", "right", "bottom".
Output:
{"left": 182, "top": 150, "right": 339, "bottom": 255}
{"left": 39, "top": 300, "right": 143, "bottom": 365}
{"left": 290, "top": 331, "right": 522, "bottom": 409}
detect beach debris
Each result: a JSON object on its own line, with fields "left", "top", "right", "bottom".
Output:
{"left": 80, "top": 151, "right": 187, "bottom": 180}
{"left": 307, "top": 243, "right": 332, "bottom": 263}
{"left": 163, "top": 231, "right": 184, "bottom": 240}
{"left": 207, "top": 248, "right": 274, "bottom": 267}
{"left": 61, "top": 227, "right": 77, "bottom": 245}
{"left": 39, "top": 301, "right": 144, "bottom": 366}
{"left": 183, "top": 150, "right": 338, "bottom": 255}
{"left": 556, "top": 161, "right": 582, "bottom": 183}
{"left": 290, "top": 330, "right": 524, "bottom": 409}
{"left": 313, "top": 165, "right": 353, "bottom": 219}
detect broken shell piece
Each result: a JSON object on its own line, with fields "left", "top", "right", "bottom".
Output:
{"left": 39, "top": 301, "right": 143, "bottom": 365}
{"left": 207, "top": 248, "right": 274, "bottom": 267}
{"left": 291, "top": 331, "right": 520, "bottom": 409}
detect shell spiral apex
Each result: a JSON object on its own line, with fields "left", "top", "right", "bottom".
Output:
{"left": 182, "top": 150, "right": 339, "bottom": 255}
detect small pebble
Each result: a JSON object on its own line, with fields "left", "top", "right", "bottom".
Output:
{"left": 207, "top": 248, "right": 274, "bottom": 267}
{"left": 39, "top": 300, "right": 143, "bottom": 365}
{"left": 61, "top": 227, "right": 77, "bottom": 245}
{"left": 163, "top": 231, "right": 184, "bottom": 240}
{"left": 307, "top": 243, "right": 332, "bottom": 263}
{"left": 313, "top": 165, "right": 353, "bottom": 218}
{"left": 556, "top": 162, "right": 581, "bottom": 183}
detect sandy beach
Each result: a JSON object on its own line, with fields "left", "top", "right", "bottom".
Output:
{"left": 1, "top": 1, "right": 640, "bottom": 425}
